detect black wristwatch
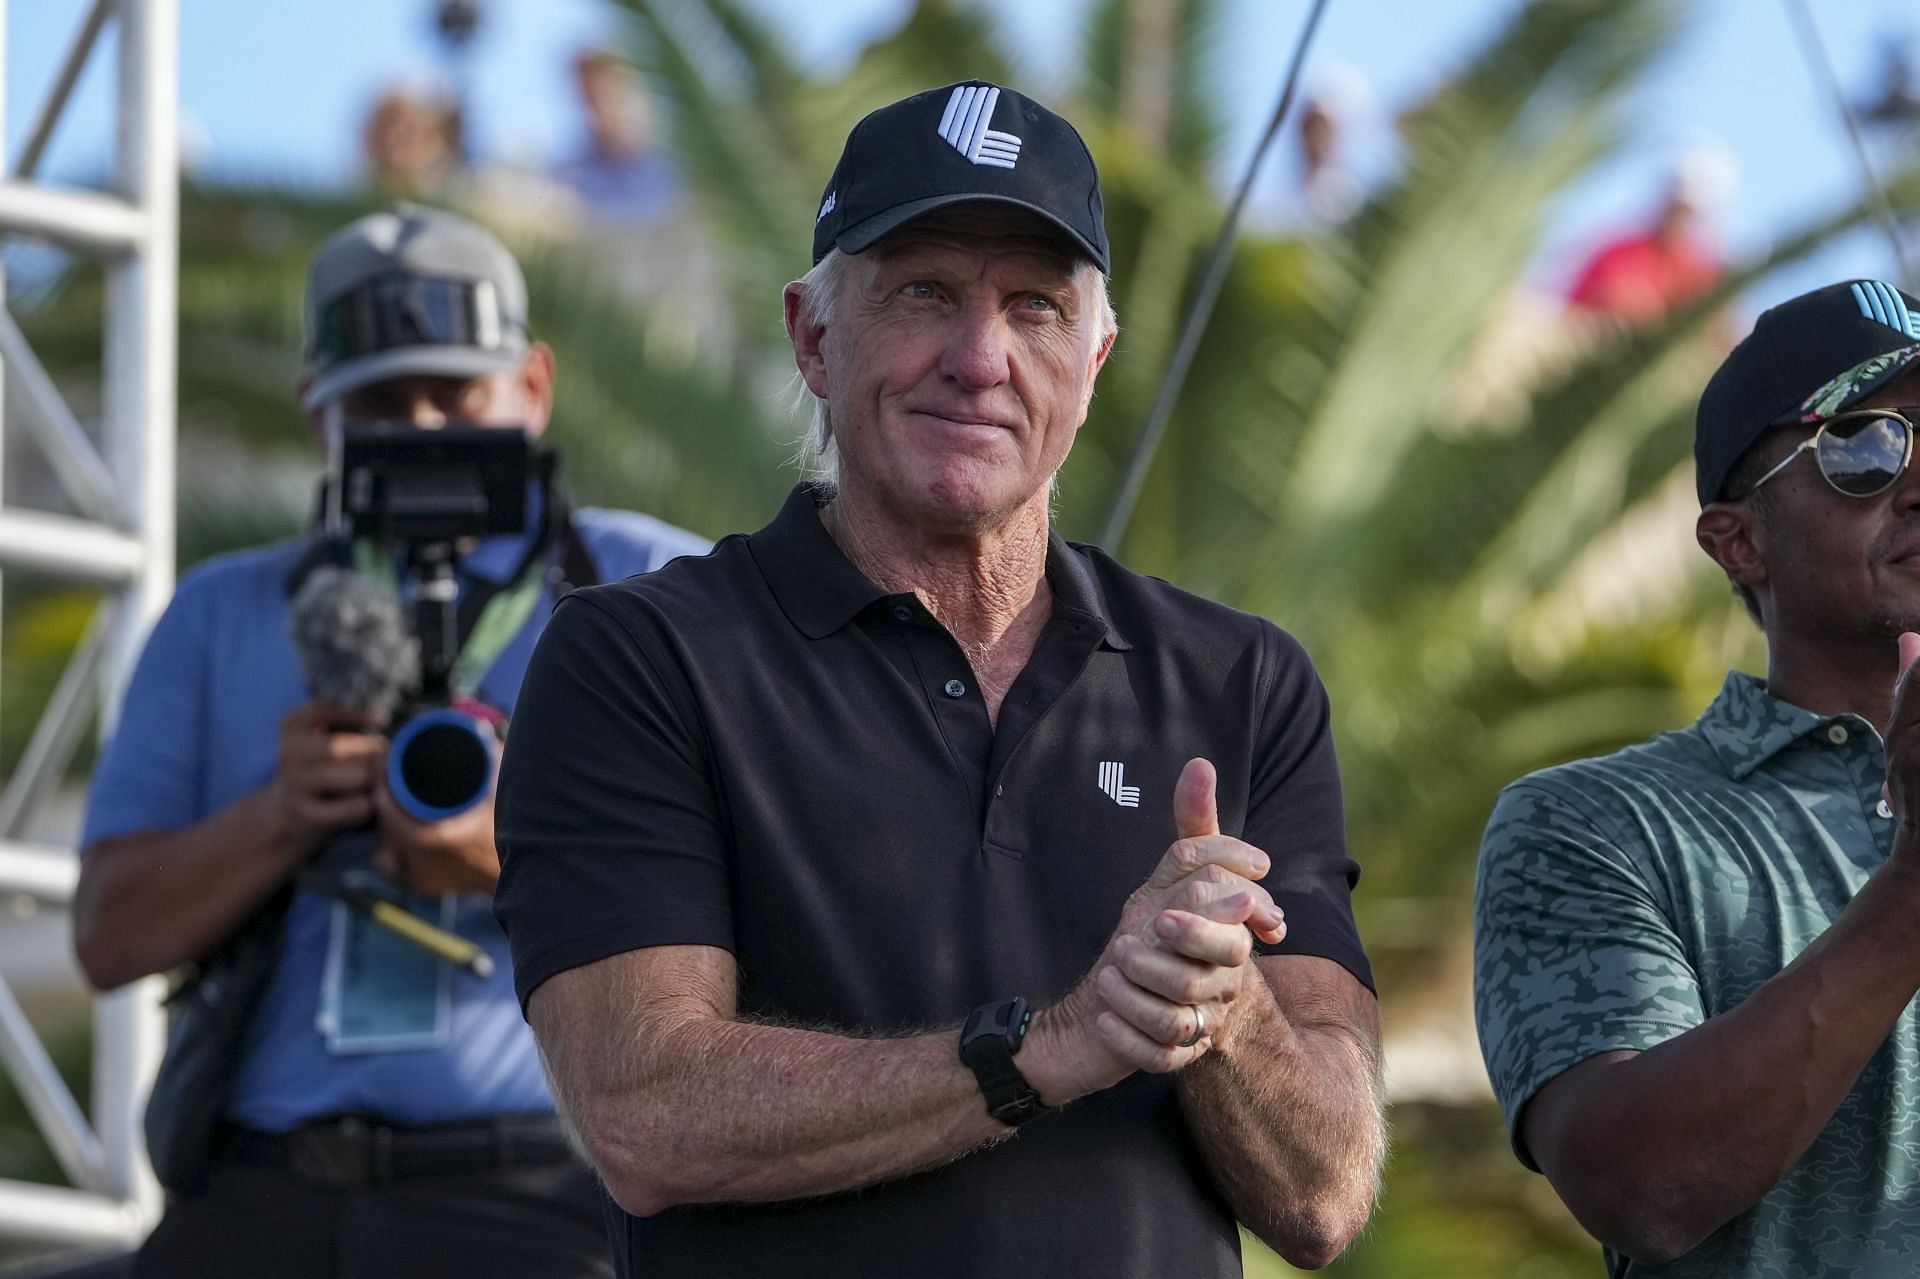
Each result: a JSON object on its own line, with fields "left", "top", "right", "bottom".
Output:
{"left": 959, "top": 997, "right": 1049, "bottom": 1127}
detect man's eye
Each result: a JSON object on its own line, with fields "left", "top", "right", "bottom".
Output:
{"left": 903, "top": 282, "right": 938, "bottom": 300}
{"left": 1024, "top": 294, "right": 1055, "bottom": 311}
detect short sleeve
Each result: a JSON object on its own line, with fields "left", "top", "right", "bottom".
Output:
{"left": 1241, "top": 625, "right": 1372, "bottom": 992}
{"left": 1473, "top": 778, "right": 1705, "bottom": 1168}
{"left": 81, "top": 577, "right": 214, "bottom": 847}
{"left": 493, "top": 589, "right": 734, "bottom": 1011}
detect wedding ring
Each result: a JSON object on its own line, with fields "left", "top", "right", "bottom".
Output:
{"left": 1176, "top": 1003, "right": 1208, "bottom": 1049}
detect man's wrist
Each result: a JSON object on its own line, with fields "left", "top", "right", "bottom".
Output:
{"left": 1013, "top": 996, "right": 1104, "bottom": 1108}
{"left": 959, "top": 998, "right": 1049, "bottom": 1125}
{"left": 1868, "top": 839, "right": 1920, "bottom": 936}
{"left": 255, "top": 780, "right": 319, "bottom": 866}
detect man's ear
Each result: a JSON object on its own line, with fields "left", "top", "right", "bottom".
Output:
{"left": 1080, "top": 329, "right": 1116, "bottom": 417}
{"left": 519, "top": 342, "right": 557, "bottom": 436}
{"left": 1698, "top": 501, "right": 1768, "bottom": 591}
{"left": 784, "top": 283, "right": 831, "bottom": 400}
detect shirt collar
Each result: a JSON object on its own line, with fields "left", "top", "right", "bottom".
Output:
{"left": 1700, "top": 669, "right": 1870, "bottom": 780}
{"left": 750, "top": 483, "right": 1131, "bottom": 650}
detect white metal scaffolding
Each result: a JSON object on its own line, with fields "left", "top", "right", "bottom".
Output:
{"left": 0, "top": 0, "right": 176, "bottom": 1251}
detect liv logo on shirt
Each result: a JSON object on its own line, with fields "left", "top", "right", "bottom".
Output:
{"left": 1097, "top": 760, "right": 1141, "bottom": 808}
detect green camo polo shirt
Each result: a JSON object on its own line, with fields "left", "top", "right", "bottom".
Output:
{"left": 1475, "top": 670, "right": 1920, "bottom": 1278}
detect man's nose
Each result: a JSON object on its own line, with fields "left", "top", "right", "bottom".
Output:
{"left": 403, "top": 390, "right": 448, "bottom": 430}
{"left": 939, "top": 305, "right": 1012, "bottom": 390}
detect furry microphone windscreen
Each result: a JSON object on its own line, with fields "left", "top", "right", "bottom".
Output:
{"left": 288, "top": 566, "right": 421, "bottom": 716}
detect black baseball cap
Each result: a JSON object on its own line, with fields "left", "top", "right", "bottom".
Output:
{"left": 1696, "top": 278, "right": 1920, "bottom": 504}
{"left": 811, "top": 80, "right": 1109, "bottom": 273}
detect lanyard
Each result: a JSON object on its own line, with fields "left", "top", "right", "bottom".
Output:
{"left": 350, "top": 540, "right": 549, "bottom": 699}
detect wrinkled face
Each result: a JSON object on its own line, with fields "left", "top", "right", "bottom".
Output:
{"left": 1748, "top": 368, "right": 1920, "bottom": 642}
{"left": 813, "top": 207, "right": 1112, "bottom": 533}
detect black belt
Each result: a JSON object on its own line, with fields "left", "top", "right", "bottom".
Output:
{"left": 225, "top": 1114, "right": 576, "bottom": 1188}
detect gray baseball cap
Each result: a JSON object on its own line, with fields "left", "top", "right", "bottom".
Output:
{"left": 302, "top": 204, "right": 530, "bottom": 411}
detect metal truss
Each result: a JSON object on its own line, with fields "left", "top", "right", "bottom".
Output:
{"left": 0, "top": 0, "right": 176, "bottom": 1251}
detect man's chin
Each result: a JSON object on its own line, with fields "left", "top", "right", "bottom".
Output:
{"left": 914, "top": 471, "right": 1045, "bottom": 531}
{"left": 1866, "top": 608, "right": 1920, "bottom": 641}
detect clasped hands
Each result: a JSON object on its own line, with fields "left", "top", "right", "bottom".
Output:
{"left": 1028, "top": 757, "right": 1285, "bottom": 1105}
{"left": 272, "top": 700, "right": 501, "bottom": 895}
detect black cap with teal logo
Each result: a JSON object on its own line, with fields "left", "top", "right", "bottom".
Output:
{"left": 1696, "top": 278, "right": 1920, "bottom": 504}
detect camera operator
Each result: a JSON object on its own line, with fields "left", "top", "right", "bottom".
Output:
{"left": 71, "top": 204, "right": 707, "bottom": 1278}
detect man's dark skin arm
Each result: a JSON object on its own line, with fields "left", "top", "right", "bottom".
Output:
{"left": 73, "top": 702, "right": 384, "bottom": 989}
{"left": 75, "top": 700, "right": 500, "bottom": 989}
{"left": 1520, "top": 630, "right": 1920, "bottom": 1264}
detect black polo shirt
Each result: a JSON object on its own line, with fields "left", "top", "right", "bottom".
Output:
{"left": 495, "top": 484, "right": 1370, "bottom": 1279}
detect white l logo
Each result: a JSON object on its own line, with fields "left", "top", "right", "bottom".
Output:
{"left": 1098, "top": 761, "right": 1141, "bottom": 808}
{"left": 937, "top": 85, "right": 1022, "bottom": 170}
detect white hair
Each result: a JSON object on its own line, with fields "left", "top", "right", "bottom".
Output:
{"left": 787, "top": 247, "right": 1119, "bottom": 492}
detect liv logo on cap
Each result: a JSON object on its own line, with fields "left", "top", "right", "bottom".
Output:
{"left": 937, "top": 84, "right": 1023, "bottom": 170}
{"left": 809, "top": 80, "right": 1110, "bottom": 272}
{"left": 1851, "top": 279, "right": 1920, "bottom": 338}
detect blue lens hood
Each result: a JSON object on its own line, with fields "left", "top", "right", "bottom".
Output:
{"left": 387, "top": 706, "right": 496, "bottom": 824}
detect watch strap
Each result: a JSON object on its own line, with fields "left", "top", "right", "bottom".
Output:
{"left": 959, "top": 997, "right": 1048, "bottom": 1127}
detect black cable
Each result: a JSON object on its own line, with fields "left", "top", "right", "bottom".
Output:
{"left": 1098, "top": 0, "right": 1335, "bottom": 550}
{"left": 1781, "top": 0, "right": 1913, "bottom": 287}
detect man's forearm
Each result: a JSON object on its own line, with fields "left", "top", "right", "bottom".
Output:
{"left": 73, "top": 783, "right": 307, "bottom": 989}
{"left": 535, "top": 952, "right": 1027, "bottom": 1215}
{"left": 586, "top": 1014, "right": 1012, "bottom": 1215}
{"left": 537, "top": 960, "right": 1161, "bottom": 1216}
{"left": 1176, "top": 962, "right": 1384, "bottom": 1270}
{"left": 1530, "top": 849, "right": 1920, "bottom": 1261}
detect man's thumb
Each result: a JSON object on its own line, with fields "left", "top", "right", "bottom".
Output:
{"left": 1174, "top": 758, "right": 1220, "bottom": 840}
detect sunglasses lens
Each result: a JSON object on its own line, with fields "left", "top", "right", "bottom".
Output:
{"left": 1818, "top": 413, "right": 1910, "bottom": 496}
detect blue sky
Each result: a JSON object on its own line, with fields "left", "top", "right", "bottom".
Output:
{"left": 7, "top": 0, "right": 1918, "bottom": 308}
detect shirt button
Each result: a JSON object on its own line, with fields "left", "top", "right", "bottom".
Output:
{"left": 944, "top": 678, "right": 966, "bottom": 698}
{"left": 892, "top": 604, "right": 913, "bottom": 622}
{"left": 1878, "top": 799, "right": 1895, "bottom": 820}
{"left": 1827, "top": 724, "right": 1850, "bottom": 745}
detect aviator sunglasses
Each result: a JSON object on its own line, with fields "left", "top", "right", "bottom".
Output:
{"left": 1744, "top": 406, "right": 1920, "bottom": 499}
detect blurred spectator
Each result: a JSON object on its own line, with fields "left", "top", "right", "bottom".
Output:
{"left": 1289, "top": 66, "right": 1372, "bottom": 228}
{"left": 1566, "top": 148, "right": 1736, "bottom": 325}
{"left": 549, "top": 48, "right": 681, "bottom": 224}
{"left": 362, "top": 87, "right": 461, "bottom": 199}
{"left": 1862, "top": 39, "right": 1920, "bottom": 130}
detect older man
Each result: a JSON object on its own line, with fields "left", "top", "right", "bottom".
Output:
{"left": 1476, "top": 279, "right": 1920, "bottom": 1275}
{"left": 495, "top": 82, "right": 1383, "bottom": 1277}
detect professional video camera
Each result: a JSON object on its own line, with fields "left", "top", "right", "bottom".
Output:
{"left": 287, "top": 422, "right": 539, "bottom": 976}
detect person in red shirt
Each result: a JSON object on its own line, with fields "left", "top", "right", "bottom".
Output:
{"left": 1568, "top": 151, "right": 1734, "bottom": 324}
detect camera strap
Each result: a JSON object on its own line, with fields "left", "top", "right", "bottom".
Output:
{"left": 340, "top": 539, "right": 538, "bottom": 699}
{"left": 291, "top": 461, "right": 601, "bottom": 699}
{"left": 443, "top": 461, "right": 600, "bottom": 692}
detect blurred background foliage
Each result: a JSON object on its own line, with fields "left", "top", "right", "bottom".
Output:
{"left": 4, "top": 0, "right": 1919, "bottom": 1271}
